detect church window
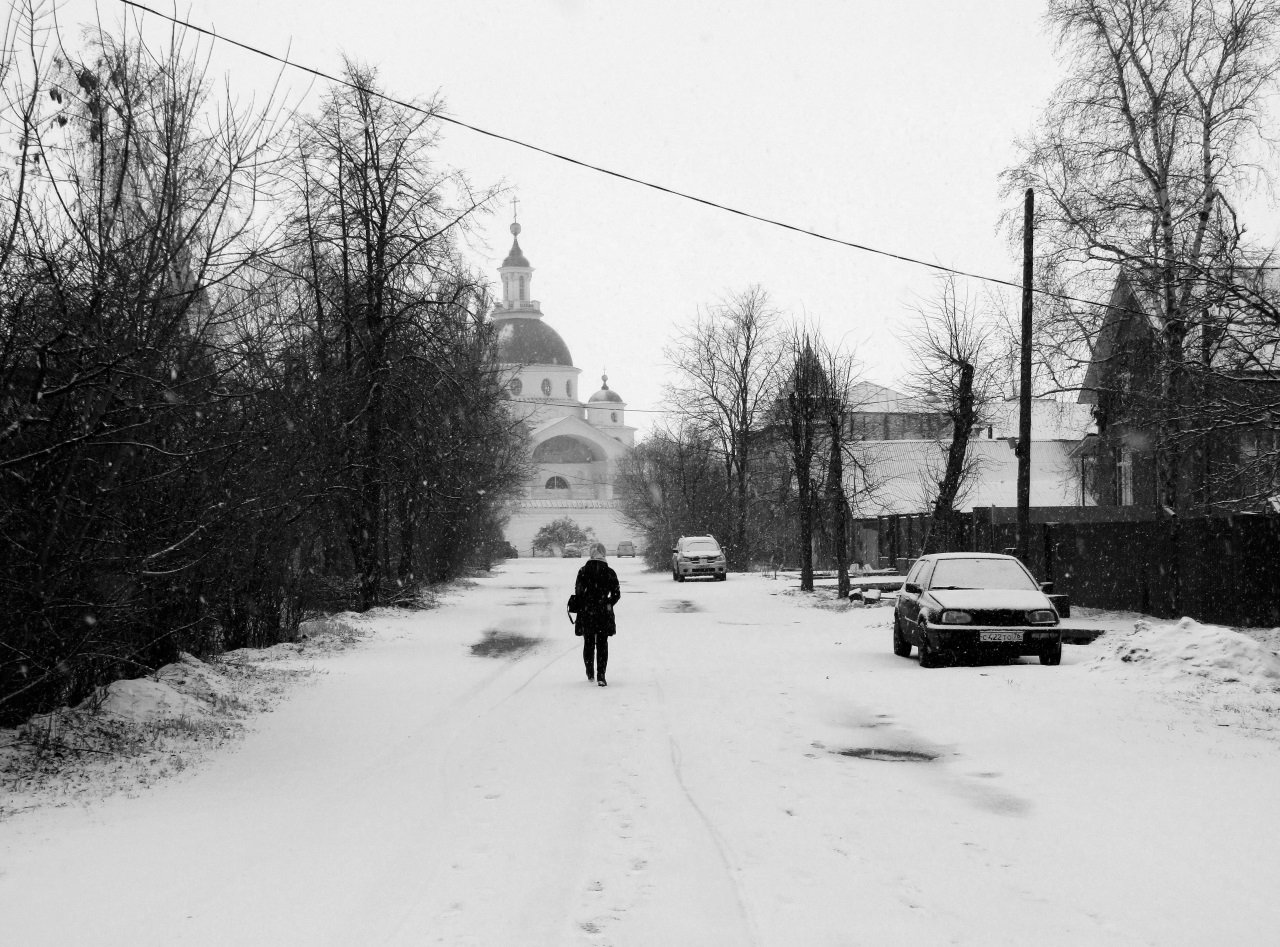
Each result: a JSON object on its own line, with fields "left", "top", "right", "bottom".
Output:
{"left": 611, "top": 411, "right": 618, "bottom": 423}
{"left": 541, "top": 378, "right": 552, "bottom": 397}
{"left": 566, "top": 380, "right": 572, "bottom": 398}
{"left": 520, "top": 275, "right": 527, "bottom": 301}
{"left": 508, "top": 378, "right": 522, "bottom": 396}
{"left": 545, "top": 475, "right": 569, "bottom": 490}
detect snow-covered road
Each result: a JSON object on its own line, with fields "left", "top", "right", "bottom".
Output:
{"left": 3, "top": 558, "right": 1279, "bottom": 946}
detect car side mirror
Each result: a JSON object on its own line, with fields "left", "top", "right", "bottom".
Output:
{"left": 904, "top": 582, "right": 921, "bottom": 595}
{"left": 1040, "top": 581, "right": 1055, "bottom": 594}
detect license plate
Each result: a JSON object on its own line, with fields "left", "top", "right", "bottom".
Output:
{"left": 980, "top": 631, "right": 1023, "bottom": 643}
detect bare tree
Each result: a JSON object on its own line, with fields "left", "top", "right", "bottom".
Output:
{"left": 616, "top": 422, "right": 731, "bottom": 569}
{"left": 779, "top": 327, "right": 826, "bottom": 591}
{"left": 663, "top": 286, "right": 784, "bottom": 567}
{"left": 0, "top": 14, "right": 524, "bottom": 725}
{"left": 0, "top": 13, "right": 288, "bottom": 721}
{"left": 285, "top": 61, "right": 494, "bottom": 608}
{"left": 816, "top": 343, "right": 866, "bottom": 598}
{"left": 901, "top": 277, "right": 1004, "bottom": 554}
{"left": 1005, "top": 0, "right": 1280, "bottom": 512}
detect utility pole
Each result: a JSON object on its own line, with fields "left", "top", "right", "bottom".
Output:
{"left": 1017, "top": 188, "right": 1033, "bottom": 563}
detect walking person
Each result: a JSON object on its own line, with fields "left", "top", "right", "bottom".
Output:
{"left": 573, "top": 542, "right": 620, "bottom": 686}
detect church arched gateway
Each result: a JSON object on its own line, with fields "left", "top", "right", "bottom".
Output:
{"left": 489, "top": 219, "right": 638, "bottom": 555}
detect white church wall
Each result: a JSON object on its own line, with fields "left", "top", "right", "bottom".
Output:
{"left": 534, "top": 462, "right": 607, "bottom": 501}
{"left": 505, "top": 503, "right": 642, "bottom": 557}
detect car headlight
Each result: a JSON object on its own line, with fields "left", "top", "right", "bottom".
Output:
{"left": 939, "top": 610, "right": 972, "bottom": 624}
{"left": 1027, "top": 609, "right": 1057, "bottom": 624}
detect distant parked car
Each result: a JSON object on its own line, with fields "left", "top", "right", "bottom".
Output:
{"left": 500, "top": 542, "right": 519, "bottom": 559}
{"left": 562, "top": 543, "right": 583, "bottom": 558}
{"left": 893, "top": 553, "right": 1062, "bottom": 667}
{"left": 616, "top": 541, "right": 636, "bottom": 557}
{"left": 671, "top": 536, "right": 727, "bottom": 582}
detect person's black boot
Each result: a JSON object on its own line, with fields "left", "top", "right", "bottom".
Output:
{"left": 597, "top": 677, "right": 607, "bottom": 687}
{"left": 586, "top": 666, "right": 594, "bottom": 682}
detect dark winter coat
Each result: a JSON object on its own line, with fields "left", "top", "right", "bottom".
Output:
{"left": 573, "top": 559, "right": 621, "bottom": 637}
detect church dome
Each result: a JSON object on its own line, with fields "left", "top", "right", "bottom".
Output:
{"left": 502, "top": 236, "right": 530, "bottom": 269}
{"left": 588, "top": 374, "right": 623, "bottom": 403}
{"left": 493, "top": 317, "right": 573, "bottom": 366}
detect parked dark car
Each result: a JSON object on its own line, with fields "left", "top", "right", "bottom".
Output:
{"left": 616, "top": 541, "right": 636, "bottom": 557}
{"left": 562, "top": 543, "right": 583, "bottom": 558}
{"left": 893, "top": 553, "right": 1062, "bottom": 667}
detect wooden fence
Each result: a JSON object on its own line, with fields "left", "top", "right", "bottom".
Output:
{"left": 858, "top": 508, "right": 1280, "bottom": 627}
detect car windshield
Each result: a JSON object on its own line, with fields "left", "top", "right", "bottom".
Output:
{"left": 685, "top": 542, "right": 720, "bottom": 553}
{"left": 928, "top": 558, "right": 1036, "bottom": 591}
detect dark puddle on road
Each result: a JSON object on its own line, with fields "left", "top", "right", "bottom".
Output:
{"left": 471, "top": 629, "right": 543, "bottom": 658}
{"left": 834, "top": 748, "right": 938, "bottom": 763}
{"left": 661, "top": 600, "right": 700, "bottom": 613}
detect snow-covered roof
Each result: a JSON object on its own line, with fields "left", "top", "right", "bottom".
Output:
{"left": 983, "top": 399, "right": 1095, "bottom": 441}
{"left": 850, "top": 438, "right": 1084, "bottom": 517}
{"left": 849, "top": 381, "right": 939, "bottom": 415}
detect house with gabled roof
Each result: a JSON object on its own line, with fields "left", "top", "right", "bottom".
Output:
{"left": 1075, "top": 269, "right": 1280, "bottom": 512}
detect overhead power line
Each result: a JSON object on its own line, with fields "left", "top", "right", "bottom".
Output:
{"left": 507, "top": 397, "right": 669, "bottom": 414}
{"left": 116, "top": 0, "right": 1125, "bottom": 314}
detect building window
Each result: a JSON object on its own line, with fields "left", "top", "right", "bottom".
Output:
{"left": 611, "top": 411, "right": 618, "bottom": 423}
{"left": 1118, "top": 449, "right": 1134, "bottom": 506}
{"left": 519, "top": 275, "right": 527, "bottom": 301}
{"left": 509, "top": 378, "right": 522, "bottom": 396}
{"left": 545, "top": 475, "right": 569, "bottom": 490}
{"left": 541, "top": 378, "right": 552, "bottom": 397}
{"left": 565, "top": 380, "right": 572, "bottom": 398}
{"left": 1081, "top": 455, "right": 1098, "bottom": 505}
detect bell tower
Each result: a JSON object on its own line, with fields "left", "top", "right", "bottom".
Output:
{"left": 497, "top": 215, "right": 538, "bottom": 314}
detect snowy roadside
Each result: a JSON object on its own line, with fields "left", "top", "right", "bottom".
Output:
{"left": 1073, "top": 614, "right": 1280, "bottom": 738}
{"left": 778, "top": 581, "right": 1280, "bottom": 739}
{"left": 0, "top": 611, "right": 375, "bottom": 820}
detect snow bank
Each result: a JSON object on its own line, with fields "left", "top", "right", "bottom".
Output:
{"left": 92, "top": 677, "right": 211, "bottom": 723}
{"left": 1087, "top": 617, "right": 1280, "bottom": 693}
{"left": 69, "top": 652, "right": 240, "bottom": 724}
{"left": 156, "top": 652, "right": 237, "bottom": 705}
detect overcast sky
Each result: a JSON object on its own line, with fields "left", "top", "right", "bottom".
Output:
{"left": 57, "top": 1, "right": 1280, "bottom": 433}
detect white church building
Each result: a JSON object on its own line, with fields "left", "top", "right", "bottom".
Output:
{"left": 490, "top": 221, "right": 638, "bottom": 555}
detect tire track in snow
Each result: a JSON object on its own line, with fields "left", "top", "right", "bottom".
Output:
{"left": 376, "top": 638, "right": 578, "bottom": 946}
{"left": 651, "top": 676, "right": 761, "bottom": 947}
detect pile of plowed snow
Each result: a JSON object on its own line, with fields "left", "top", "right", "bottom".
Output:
{"left": 1, "top": 614, "right": 367, "bottom": 815}
{"left": 1086, "top": 617, "right": 1280, "bottom": 692}
{"left": 88, "top": 653, "right": 237, "bottom": 723}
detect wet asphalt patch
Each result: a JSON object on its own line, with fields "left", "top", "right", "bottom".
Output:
{"left": 834, "top": 748, "right": 938, "bottom": 763}
{"left": 471, "top": 629, "right": 543, "bottom": 658}
{"left": 661, "top": 600, "right": 700, "bottom": 613}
